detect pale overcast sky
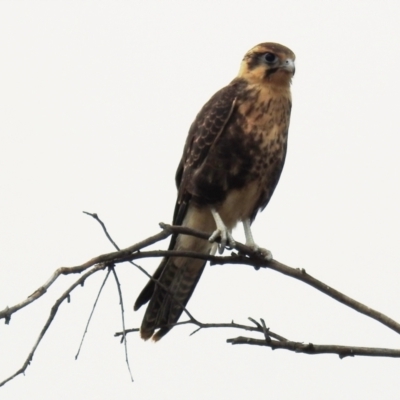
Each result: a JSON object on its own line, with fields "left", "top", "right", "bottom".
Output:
{"left": 1, "top": 1, "right": 400, "bottom": 399}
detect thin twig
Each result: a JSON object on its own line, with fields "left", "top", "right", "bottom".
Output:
{"left": 111, "top": 267, "right": 134, "bottom": 382}
{"left": 116, "top": 319, "right": 286, "bottom": 342}
{"left": 75, "top": 268, "right": 111, "bottom": 360}
{"left": 83, "top": 212, "right": 121, "bottom": 250}
{"left": 260, "top": 318, "right": 271, "bottom": 343}
{"left": 0, "top": 263, "right": 108, "bottom": 387}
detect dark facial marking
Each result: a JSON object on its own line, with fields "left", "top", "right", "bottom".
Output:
{"left": 246, "top": 53, "right": 260, "bottom": 71}
{"left": 265, "top": 67, "right": 279, "bottom": 78}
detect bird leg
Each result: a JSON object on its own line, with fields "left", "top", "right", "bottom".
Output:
{"left": 243, "top": 218, "right": 273, "bottom": 260}
{"left": 209, "top": 208, "right": 236, "bottom": 254}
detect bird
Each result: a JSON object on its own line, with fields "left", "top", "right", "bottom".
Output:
{"left": 134, "top": 42, "right": 295, "bottom": 341}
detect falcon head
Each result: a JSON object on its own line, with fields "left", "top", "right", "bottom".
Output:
{"left": 238, "top": 42, "right": 295, "bottom": 87}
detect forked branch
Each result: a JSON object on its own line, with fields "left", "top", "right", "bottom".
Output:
{"left": 1, "top": 214, "right": 399, "bottom": 387}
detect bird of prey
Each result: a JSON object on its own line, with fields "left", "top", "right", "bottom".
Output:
{"left": 134, "top": 42, "right": 295, "bottom": 341}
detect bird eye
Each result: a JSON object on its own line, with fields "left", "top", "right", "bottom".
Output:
{"left": 264, "top": 52, "right": 277, "bottom": 63}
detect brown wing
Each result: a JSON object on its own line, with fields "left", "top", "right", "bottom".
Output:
{"left": 133, "top": 80, "right": 240, "bottom": 316}
{"left": 174, "top": 80, "right": 242, "bottom": 221}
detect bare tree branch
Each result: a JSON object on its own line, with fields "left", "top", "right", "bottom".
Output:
{"left": 115, "top": 317, "right": 288, "bottom": 342}
{"left": 116, "top": 316, "right": 400, "bottom": 359}
{"left": 0, "top": 227, "right": 171, "bottom": 323}
{"left": 1, "top": 216, "right": 400, "bottom": 387}
{"left": 0, "top": 263, "right": 109, "bottom": 387}
{"left": 227, "top": 336, "right": 400, "bottom": 359}
{"left": 82, "top": 214, "right": 199, "bottom": 324}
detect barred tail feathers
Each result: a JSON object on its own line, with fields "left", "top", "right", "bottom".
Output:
{"left": 138, "top": 205, "right": 215, "bottom": 341}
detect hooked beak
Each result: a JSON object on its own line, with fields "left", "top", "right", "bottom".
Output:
{"left": 282, "top": 58, "right": 295, "bottom": 75}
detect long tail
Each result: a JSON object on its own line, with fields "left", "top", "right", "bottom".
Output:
{"left": 134, "top": 205, "right": 214, "bottom": 341}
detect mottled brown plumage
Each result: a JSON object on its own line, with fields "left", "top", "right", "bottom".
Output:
{"left": 134, "top": 42, "right": 295, "bottom": 341}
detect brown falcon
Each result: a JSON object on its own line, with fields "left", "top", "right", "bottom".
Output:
{"left": 134, "top": 42, "right": 295, "bottom": 341}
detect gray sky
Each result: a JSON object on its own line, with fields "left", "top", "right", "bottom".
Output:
{"left": 1, "top": 1, "right": 400, "bottom": 399}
